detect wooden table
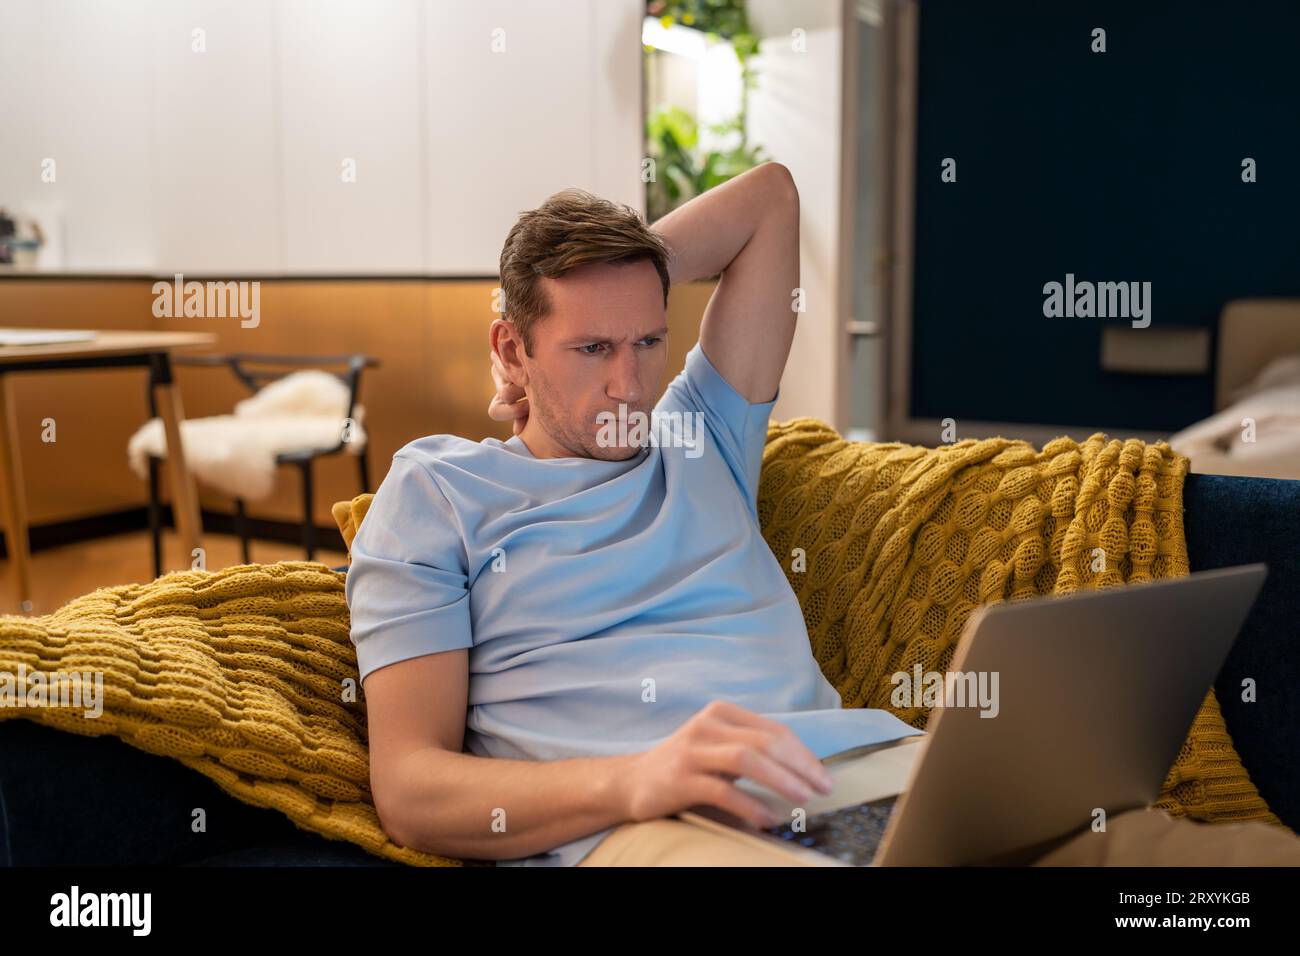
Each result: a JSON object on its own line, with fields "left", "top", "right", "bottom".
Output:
{"left": 0, "top": 330, "right": 216, "bottom": 612}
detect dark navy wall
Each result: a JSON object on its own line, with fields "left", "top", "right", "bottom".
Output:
{"left": 910, "top": 0, "right": 1300, "bottom": 432}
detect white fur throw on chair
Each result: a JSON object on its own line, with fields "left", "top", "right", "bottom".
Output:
{"left": 127, "top": 369, "right": 367, "bottom": 501}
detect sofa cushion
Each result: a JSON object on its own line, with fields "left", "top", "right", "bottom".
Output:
{"left": 1186, "top": 473, "right": 1300, "bottom": 831}
{"left": 0, "top": 719, "right": 310, "bottom": 865}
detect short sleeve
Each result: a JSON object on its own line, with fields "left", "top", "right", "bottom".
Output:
{"left": 658, "top": 340, "right": 779, "bottom": 508}
{"left": 345, "top": 453, "right": 474, "bottom": 684}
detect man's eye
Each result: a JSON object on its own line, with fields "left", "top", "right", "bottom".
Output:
{"left": 638, "top": 336, "right": 662, "bottom": 347}
{"left": 579, "top": 343, "right": 605, "bottom": 355}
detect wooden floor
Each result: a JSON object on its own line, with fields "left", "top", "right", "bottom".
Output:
{"left": 0, "top": 530, "right": 349, "bottom": 616}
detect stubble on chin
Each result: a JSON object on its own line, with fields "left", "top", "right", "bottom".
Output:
{"left": 531, "top": 378, "right": 651, "bottom": 461}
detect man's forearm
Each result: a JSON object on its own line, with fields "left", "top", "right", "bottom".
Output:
{"left": 649, "top": 161, "right": 799, "bottom": 403}
{"left": 385, "top": 747, "right": 639, "bottom": 861}
{"left": 650, "top": 162, "right": 795, "bottom": 286}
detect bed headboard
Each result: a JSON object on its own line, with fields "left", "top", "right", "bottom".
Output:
{"left": 1216, "top": 299, "right": 1300, "bottom": 410}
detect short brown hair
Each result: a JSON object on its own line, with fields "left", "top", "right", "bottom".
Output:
{"left": 498, "top": 188, "right": 671, "bottom": 355}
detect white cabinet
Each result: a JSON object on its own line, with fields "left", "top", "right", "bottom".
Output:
{"left": 278, "top": 0, "right": 425, "bottom": 273}
{"left": 149, "top": 0, "right": 283, "bottom": 273}
{"left": 0, "top": 0, "right": 158, "bottom": 270}
{"left": 0, "top": 0, "right": 645, "bottom": 275}
{"left": 422, "top": 0, "right": 643, "bottom": 274}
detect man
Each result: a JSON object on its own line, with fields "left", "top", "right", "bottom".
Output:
{"left": 347, "top": 164, "right": 1300, "bottom": 867}
{"left": 347, "top": 163, "right": 924, "bottom": 866}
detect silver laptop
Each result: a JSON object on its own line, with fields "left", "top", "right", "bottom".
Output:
{"left": 678, "top": 564, "right": 1268, "bottom": 866}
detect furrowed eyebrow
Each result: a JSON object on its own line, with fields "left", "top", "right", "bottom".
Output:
{"left": 563, "top": 326, "right": 668, "bottom": 345}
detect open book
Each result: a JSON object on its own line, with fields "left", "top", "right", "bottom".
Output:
{"left": 761, "top": 706, "right": 925, "bottom": 761}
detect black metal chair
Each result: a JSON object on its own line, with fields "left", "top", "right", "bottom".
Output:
{"left": 145, "top": 352, "right": 379, "bottom": 576}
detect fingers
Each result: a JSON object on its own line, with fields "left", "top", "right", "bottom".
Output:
{"left": 714, "top": 724, "right": 833, "bottom": 796}
{"left": 487, "top": 391, "right": 528, "bottom": 423}
{"left": 688, "top": 774, "right": 785, "bottom": 830}
{"left": 691, "top": 742, "right": 826, "bottom": 810}
{"left": 487, "top": 350, "right": 529, "bottom": 426}
{"left": 489, "top": 358, "right": 525, "bottom": 402}
{"left": 697, "top": 701, "right": 833, "bottom": 795}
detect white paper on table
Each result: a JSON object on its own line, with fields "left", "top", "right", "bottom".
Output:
{"left": 0, "top": 328, "right": 98, "bottom": 346}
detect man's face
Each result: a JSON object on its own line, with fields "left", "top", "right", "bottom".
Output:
{"left": 516, "top": 259, "right": 668, "bottom": 461}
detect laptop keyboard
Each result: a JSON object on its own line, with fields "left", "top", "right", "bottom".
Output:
{"left": 762, "top": 795, "right": 900, "bottom": 866}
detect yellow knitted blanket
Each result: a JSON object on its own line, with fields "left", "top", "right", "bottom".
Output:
{"left": 0, "top": 421, "right": 1282, "bottom": 869}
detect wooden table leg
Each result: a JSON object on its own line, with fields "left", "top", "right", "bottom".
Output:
{"left": 151, "top": 353, "right": 204, "bottom": 569}
{"left": 0, "top": 373, "right": 33, "bottom": 612}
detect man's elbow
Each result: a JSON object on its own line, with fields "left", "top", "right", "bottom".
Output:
{"left": 373, "top": 784, "right": 421, "bottom": 852}
{"left": 372, "top": 753, "right": 475, "bottom": 857}
{"left": 758, "top": 161, "right": 800, "bottom": 210}
{"left": 371, "top": 758, "right": 448, "bottom": 855}
{"left": 377, "top": 798, "right": 458, "bottom": 858}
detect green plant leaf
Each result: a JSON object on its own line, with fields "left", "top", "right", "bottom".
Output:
{"left": 647, "top": 105, "right": 698, "bottom": 151}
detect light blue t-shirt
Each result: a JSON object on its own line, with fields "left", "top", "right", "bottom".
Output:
{"left": 346, "top": 340, "right": 922, "bottom": 866}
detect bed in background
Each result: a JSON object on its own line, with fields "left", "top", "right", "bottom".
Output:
{"left": 1169, "top": 299, "right": 1300, "bottom": 480}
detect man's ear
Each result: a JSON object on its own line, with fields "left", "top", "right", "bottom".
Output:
{"left": 489, "top": 318, "right": 530, "bottom": 387}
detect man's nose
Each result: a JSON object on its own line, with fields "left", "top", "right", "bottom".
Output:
{"left": 606, "top": 348, "right": 643, "bottom": 405}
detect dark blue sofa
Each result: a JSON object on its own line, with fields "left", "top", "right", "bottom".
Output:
{"left": 2, "top": 472, "right": 1297, "bottom": 866}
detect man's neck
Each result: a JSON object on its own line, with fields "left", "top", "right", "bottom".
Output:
{"left": 516, "top": 420, "right": 581, "bottom": 460}
{"left": 516, "top": 420, "right": 645, "bottom": 462}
